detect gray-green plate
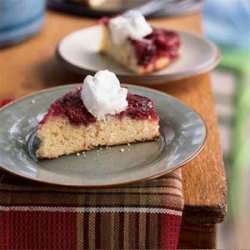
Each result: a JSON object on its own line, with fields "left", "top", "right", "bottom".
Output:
{"left": 57, "top": 25, "right": 220, "bottom": 84}
{"left": 0, "top": 84, "right": 207, "bottom": 187}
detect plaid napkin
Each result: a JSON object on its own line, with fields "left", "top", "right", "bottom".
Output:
{"left": 0, "top": 99, "right": 184, "bottom": 250}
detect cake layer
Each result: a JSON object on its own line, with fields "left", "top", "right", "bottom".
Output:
{"left": 100, "top": 24, "right": 180, "bottom": 75}
{"left": 36, "top": 116, "right": 160, "bottom": 158}
{"left": 100, "top": 25, "right": 140, "bottom": 73}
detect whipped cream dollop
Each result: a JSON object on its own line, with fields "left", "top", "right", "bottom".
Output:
{"left": 108, "top": 10, "right": 153, "bottom": 45}
{"left": 81, "top": 70, "right": 128, "bottom": 120}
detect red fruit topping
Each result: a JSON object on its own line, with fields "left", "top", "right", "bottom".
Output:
{"left": 40, "top": 88, "right": 159, "bottom": 126}
{"left": 131, "top": 28, "right": 180, "bottom": 66}
{"left": 0, "top": 98, "right": 13, "bottom": 108}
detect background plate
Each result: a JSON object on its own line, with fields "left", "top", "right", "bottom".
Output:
{"left": 0, "top": 84, "right": 206, "bottom": 187}
{"left": 57, "top": 25, "right": 220, "bottom": 84}
{"left": 47, "top": 0, "right": 204, "bottom": 18}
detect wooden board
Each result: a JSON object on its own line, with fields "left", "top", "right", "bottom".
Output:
{"left": 0, "top": 11, "right": 226, "bottom": 224}
{"left": 178, "top": 224, "right": 216, "bottom": 248}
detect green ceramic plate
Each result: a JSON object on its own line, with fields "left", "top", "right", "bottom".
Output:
{"left": 0, "top": 84, "right": 206, "bottom": 187}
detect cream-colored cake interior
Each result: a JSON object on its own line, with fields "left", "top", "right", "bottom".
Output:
{"left": 100, "top": 25, "right": 139, "bottom": 73}
{"left": 36, "top": 116, "right": 159, "bottom": 159}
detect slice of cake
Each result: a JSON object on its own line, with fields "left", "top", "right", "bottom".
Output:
{"left": 100, "top": 11, "right": 180, "bottom": 75}
{"left": 36, "top": 70, "right": 160, "bottom": 159}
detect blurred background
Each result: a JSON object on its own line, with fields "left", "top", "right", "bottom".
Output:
{"left": 203, "top": 0, "right": 250, "bottom": 248}
{"left": 0, "top": 0, "right": 249, "bottom": 248}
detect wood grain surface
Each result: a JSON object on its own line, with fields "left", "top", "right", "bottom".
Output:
{"left": 0, "top": 11, "right": 226, "bottom": 224}
{"left": 178, "top": 223, "right": 216, "bottom": 248}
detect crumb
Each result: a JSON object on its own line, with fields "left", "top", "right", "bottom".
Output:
{"left": 120, "top": 148, "right": 125, "bottom": 152}
{"left": 99, "top": 147, "right": 102, "bottom": 151}
{"left": 76, "top": 153, "right": 80, "bottom": 156}
{"left": 128, "top": 148, "right": 131, "bottom": 152}
{"left": 31, "top": 99, "right": 35, "bottom": 104}
{"left": 127, "top": 143, "right": 131, "bottom": 146}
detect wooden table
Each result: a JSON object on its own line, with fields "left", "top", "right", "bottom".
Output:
{"left": 0, "top": 11, "right": 227, "bottom": 248}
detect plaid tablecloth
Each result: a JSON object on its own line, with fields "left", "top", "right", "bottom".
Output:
{"left": 0, "top": 170, "right": 183, "bottom": 250}
{"left": 0, "top": 99, "right": 184, "bottom": 250}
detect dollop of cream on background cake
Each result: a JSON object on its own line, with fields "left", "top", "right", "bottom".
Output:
{"left": 108, "top": 10, "right": 153, "bottom": 45}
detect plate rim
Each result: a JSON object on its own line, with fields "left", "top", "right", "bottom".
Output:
{"left": 56, "top": 25, "right": 220, "bottom": 84}
{"left": 0, "top": 84, "right": 208, "bottom": 187}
